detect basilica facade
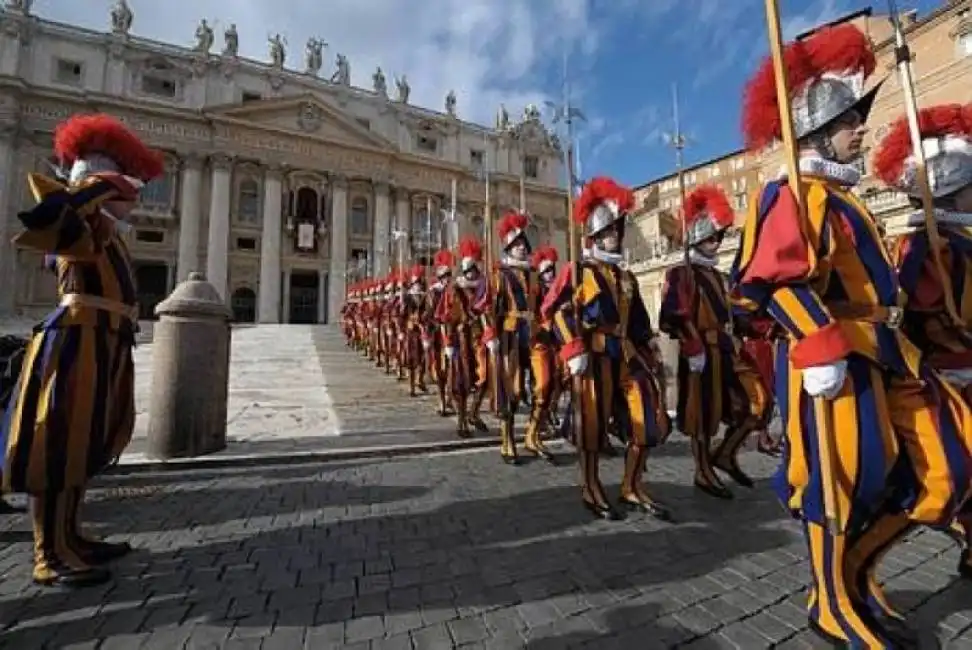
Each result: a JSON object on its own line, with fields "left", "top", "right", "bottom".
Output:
{"left": 0, "top": 2, "right": 570, "bottom": 324}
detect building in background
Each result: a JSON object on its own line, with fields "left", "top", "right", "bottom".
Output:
{"left": 0, "top": 2, "right": 569, "bottom": 324}
{"left": 629, "top": 0, "right": 972, "bottom": 323}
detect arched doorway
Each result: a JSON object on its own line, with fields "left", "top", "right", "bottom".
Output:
{"left": 231, "top": 287, "right": 256, "bottom": 323}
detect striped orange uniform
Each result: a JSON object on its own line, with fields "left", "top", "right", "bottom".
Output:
{"left": 423, "top": 250, "right": 456, "bottom": 416}
{"left": 2, "top": 114, "right": 163, "bottom": 587}
{"left": 397, "top": 265, "right": 428, "bottom": 396}
{"left": 732, "top": 25, "right": 972, "bottom": 647}
{"left": 527, "top": 246, "right": 561, "bottom": 451}
{"left": 436, "top": 239, "right": 490, "bottom": 437}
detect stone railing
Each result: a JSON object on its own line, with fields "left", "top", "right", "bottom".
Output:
{"left": 627, "top": 230, "right": 742, "bottom": 274}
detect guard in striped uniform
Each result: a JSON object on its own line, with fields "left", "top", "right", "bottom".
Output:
{"left": 876, "top": 103, "right": 972, "bottom": 580}
{"left": 1, "top": 114, "right": 164, "bottom": 587}
{"left": 484, "top": 210, "right": 543, "bottom": 463}
{"left": 732, "top": 25, "right": 972, "bottom": 646}
{"left": 541, "top": 177, "right": 671, "bottom": 522}
{"left": 425, "top": 250, "right": 455, "bottom": 416}
{"left": 399, "top": 265, "right": 428, "bottom": 396}
{"left": 437, "top": 238, "right": 490, "bottom": 438}
{"left": 526, "top": 246, "right": 560, "bottom": 458}
{"left": 659, "top": 185, "right": 770, "bottom": 499}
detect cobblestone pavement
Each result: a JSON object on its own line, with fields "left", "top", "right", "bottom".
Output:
{"left": 1, "top": 443, "right": 970, "bottom": 649}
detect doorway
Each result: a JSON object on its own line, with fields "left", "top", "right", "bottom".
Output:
{"left": 288, "top": 271, "right": 319, "bottom": 324}
{"left": 231, "top": 287, "right": 257, "bottom": 323}
{"left": 133, "top": 262, "right": 169, "bottom": 320}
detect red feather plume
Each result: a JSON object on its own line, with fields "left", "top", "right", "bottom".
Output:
{"left": 530, "top": 245, "right": 559, "bottom": 270}
{"left": 498, "top": 210, "right": 528, "bottom": 241}
{"left": 683, "top": 185, "right": 734, "bottom": 229}
{"left": 742, "top": 24, "right": 875, "bottom": 149}
{"left": 872, "top": 104, "right": 972, "bottom": 186}
{"left": 458, "top": 237, "right": 483, "bottom": 262}
{"left": 572, "top": 177, "right": 633, "bottom": 225}
{"left": 409, "top": 264, "right": 424, "bottom": 279}
{"left": 54, "top": 113, "right": 165, "bottom": 181}
{"left": 433, "top": 249, "right": 456, "bottom": 268}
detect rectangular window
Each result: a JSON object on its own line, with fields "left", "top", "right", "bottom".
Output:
{"left": 242, "top": 91, "right": 262, "bottom": 102}
{"left": 523, "top": 156, "right": 539, "bottom": 179}
{"left": 356, "top": 118, "right": 371, "bottom": 129}
{"left": 470, "top": 149, "right": 484, "bottom": 167}
{"left": 417, "top": 134, "right": 438, "bottom": 153}
{"left": 54, "top": 58, "right": 83, "bottom": 86}
{"left": 135, "top": 230, "right": 164, "bottom": 243}
{"left": 142, "top": 74, "right": 177, "bottom": 98}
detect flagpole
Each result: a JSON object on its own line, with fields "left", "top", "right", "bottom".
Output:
{"left": 484, "top": 131, "right": 493, "bottom": 268}
{"left": 425, "top": 195, "right": 432, "bottom": 268}
{"left": 887, "top": 0, "right": 958, "bottom": 324}
{"left": 762, "top": 0, "right": 841, "bottom": 535}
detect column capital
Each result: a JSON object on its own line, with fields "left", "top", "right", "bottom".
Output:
{"left": 210, "top": 153, "right": 234, "bottom": 171}
{"left": 392, "top": 186, "right": 410, "bottom": 203}
{"left": 372, "top": 180, "right": 391, "bottom": 196}
{"left": 329, "top": 173, "right": 349, "bottom": 190}
{"left": 264, "top": 163, "right": 285, "bottom": 182}
{"left": 179, "top": 151, "right": 205, "bottom": 171}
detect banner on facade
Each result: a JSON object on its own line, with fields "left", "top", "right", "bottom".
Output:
{"left": 297, "top": 223, "right": 315, "bottom": 250}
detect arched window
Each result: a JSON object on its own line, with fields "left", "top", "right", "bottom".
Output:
{"left": 296, "top": 187, "right": 319, "bottom": 220}
{"left": 139, "top": 171, "right": 174, "bottom": 210}
{"left": 238, "top": 179, "right": 260, "bottom": 224}
{"left": 350, "top": 197, "right": 370, "bottom": 236}
{"left": 231, "top": 287, "right": 257, "bottom": 323}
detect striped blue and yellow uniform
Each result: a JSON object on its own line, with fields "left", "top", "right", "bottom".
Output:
{"left": 2, "top": 174, "right": 138, "bottom": 496}
{"left": 543, "top": 259, "right": 668, "bottom": 451}
{"left": 659, "top": 263, "right": 770, "bottom": 492}
{"left": 731, "top": 176, "right": 972, "bottom": 647}
{"left": 488, "top": 264, "right": 535, "bottom": 420}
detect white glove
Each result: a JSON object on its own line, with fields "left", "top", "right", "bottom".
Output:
{"left": 687, "top": 353, "right": 706, "bottom": 373}
{"left": 397, "top": 333, "right": 405, "bottom": 342}
{"left": 444, "top": 346, "right": 456, "bottom": 359}
{"left": 486, "top": 339, "right": 499, "bottom": 354}
{"left": 421, "top": 340, "right": 432, "bottom": 350}
{"left": 385, "top": 327, "right": 392, "bottom": 336}
{"left": 939, "top": 368, "right": 972, "bottom": 387}
{"left": 371, "top": 326, "right": 378, "bottom": 333}
{"left": 567, "top": 353, "right": 588, "bottom": 376}
{"left": 802, "top": 360, "right": 848, "bottom": 400}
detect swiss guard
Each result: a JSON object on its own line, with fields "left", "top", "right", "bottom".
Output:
{"left": 659, "top": 185, "right": 770, "bottom": 499}
{"left": 541, "top": 177, "right": 671, "bottom": 522}
{"left": 436, "top": 238, "right": 490, "bottom": 438}
{"left": 527, "top": 245, "right": 561, "bottom": 456}
{"left": 399, "top": 264, "right": 428, "bottom": 396}
{"left": 876, "top": 102, "right": 972, "bottom": 580}
{"left": 732, "top": 24, "right": 972, "bottom": 647}
{"left": 424, "top": 249, "right": 456, "bottom": 417}
{"left": 2, "top": 113, "right": 165, "bottom": 587}
{"left": 485, "top": 210, "right": 545, "bottom": 463}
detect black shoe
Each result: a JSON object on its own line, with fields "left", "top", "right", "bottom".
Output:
{"left": 714, "top": 462, "right": 755, "bottom": 488}
{"left": 958, "top": 549, "right": 972, "bottom": 580}
{"left": 875, "top": 614, "right": 922, "bottom": 648}
{"left": 525, "top": 445, "right": 557, "bottom": 465}
{"left": 807, "top": 619, "right": 846, "bottom": 648}
{"left": 583, "top": 499, "right": 623, "bottom": 521}
{"left": 34, "top": 565, "right": 111, "bottom": 588}
{"left": 694, "top": 480, "right": 733, "bottom": 500}
{"left": 619, "top": 497, "right": 673, "bottom": 522}
{"left": 81, "top": 540, "right": 132, "bottom": 565}
{"left": 501, "top": 454, "right": 519, "bottom": 466}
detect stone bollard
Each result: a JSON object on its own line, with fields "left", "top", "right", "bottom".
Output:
{"left": 147, "top": 272, "right": 232, "bottom": 459}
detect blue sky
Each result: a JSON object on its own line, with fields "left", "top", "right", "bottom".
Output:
{"left": 34, "top": 0, "right": 941, "bottom": 188}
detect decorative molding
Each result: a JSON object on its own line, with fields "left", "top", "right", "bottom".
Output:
{"left": 210, "top": 153, "right": 234, "bottom": 170}
{"left": 329, "top": 173, "right": 349, "bottom": 190}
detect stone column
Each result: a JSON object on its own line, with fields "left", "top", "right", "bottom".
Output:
{"left": 205, "top": 154, "right": 233, "bottom": 300}
{"left": 371, "top": 182, "right": 391, "bottom": 275}
{"left": 176, "top": 154, "right": 203, "bottom": 282}
{"left": 0, "top": 125, "right": 17, "bottom": 315}
{"left": 257, "top": 165, "right": 283, "bottom": 323}
{"left": 318, "top": 270, "right": 327, "bottom": 324}
{"left": 393, "top": 188, "right": 410, "bottom": 266}
{"left": 327, "top": 175, "right": 348, "bottom": 324}
{"left": 282, "top": 269, "right": 291, "bottom": 324}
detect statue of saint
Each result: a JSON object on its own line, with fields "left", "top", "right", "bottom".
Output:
{"left": 223, "top": 24, "right": 239, "bottom": 57}
{"left": 330, "top": 54, "right": 350, "bottom": 85}
{"left": 194, "top": 19, "right": 214, "bottom": 54}
{"left": 372, "top": 67, "right": 387, "bottom": 97}
{"left": 305, "top": 38, "right": 325, "bottom": 75}
{"left": 395, "top": 75, "right": 410, "bottom": 104}
{"left": 268, "top": 33, "right": 286, "bottom": 68}
{"left": 445, "top": 90, "right": 457, "bottom": 117}
{"left": 110, "top": 0, "right": 133, "bottom": 35}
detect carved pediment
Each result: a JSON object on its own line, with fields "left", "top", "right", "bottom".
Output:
{"left": 206, "top": 93, "right": 398, "bottom": 152}
{"left": 126, "top": 53, "right": 195, "bottom": 79}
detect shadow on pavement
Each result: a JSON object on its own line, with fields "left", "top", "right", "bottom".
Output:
{"left": 0, "top": 469, "right": 798, "bottom": 649}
